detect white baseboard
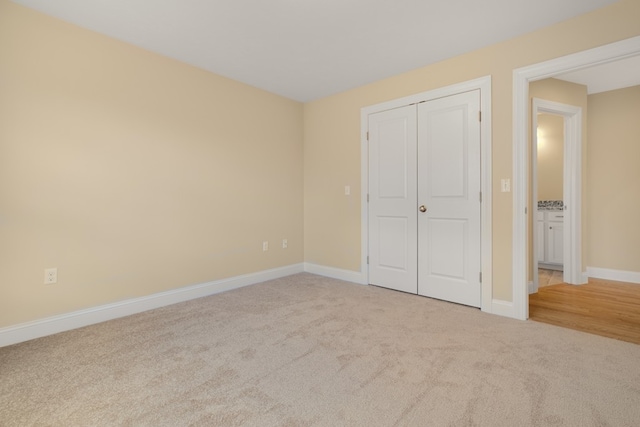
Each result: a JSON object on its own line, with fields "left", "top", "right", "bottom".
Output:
{"left": 0, "top": 263, "right": 304, "bottom": 348}
{"left": 304, "top": 264, "right": 522, "bottom": 320}
{"left": 489, "top": 299, "right": 516, "bottom": 318}
{"left": 303, "top": 262, "right": 366, "bottom": 285}
{"left": 528, "top": 281, "right": 535, "bottom": 294}
{"left": 587, "top": 266, "right": 640, "bottom": 284}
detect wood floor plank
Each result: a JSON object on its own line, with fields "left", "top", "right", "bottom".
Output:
{"left": 529, "top": 278, "right": 640, "bottom": 345}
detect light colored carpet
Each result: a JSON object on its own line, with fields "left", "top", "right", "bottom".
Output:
{"left": 2, "top": 273, "right": 639, "bottom": 426}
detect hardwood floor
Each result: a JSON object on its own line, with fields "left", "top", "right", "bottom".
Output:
{"left": 529, "top": 277, "right": 640, "bottom": 345}
{"left": 538, "top": 268, "right": 564, "bottom": 287}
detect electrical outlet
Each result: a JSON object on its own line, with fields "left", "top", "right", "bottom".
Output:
{"left": 263, "top": 241, "right": 269, "bottom": 251}
{"left": 282, "top": 239, "right": 288, "bottom": 249}
{"left": 44, "top": 268, "right": 57, "bottom": 285}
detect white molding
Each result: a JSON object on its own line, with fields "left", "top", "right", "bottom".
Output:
{"left": 531, "top": 109, "right": 540, "bottom": 295}
{"left": 513, "top": 66, "right": 530, "bottom": 321}
{"left": 490, "top": 299, "right": 516, "bottom": 318}
{"left": 361, "top": 76, "right": 493, "bottom": 314}
{"left": 538, "top": 262, "right": 563, "bottom": 271}
{"left": 480, "top": 77, "right": 494, "bottom": 313}
{"left": 303, "top": 263, "right": 367, "bottom": 285}
{"left": 587, "top": 267, "right": 640, "bottom": 284}
{"left": 512, "top": 35, "right": 640, "bottom": 321}
{"left": 361, "top": 76, "right": 492, "bottom": 117}
{"left": 0, "top": 263, "right": 304, "bottom": 348}
{"left": 360, "top": 108, "right": 370, "bottom": 286}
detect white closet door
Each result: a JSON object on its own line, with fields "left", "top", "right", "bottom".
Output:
{"left": 417, "top": 90, "right": 482, "bottom": 307}
{"left": 368, "top": 105, "right": 418, "bottom": 294}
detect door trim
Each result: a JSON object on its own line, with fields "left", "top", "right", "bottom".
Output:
{"left": 360, "top": 76, "right": 493, "bottom": 313}
{"left": 531, "top": 98, "right": 583, "bottom": 294}
{"left": 513, "top": 35, "right": 640, "bottom": 320}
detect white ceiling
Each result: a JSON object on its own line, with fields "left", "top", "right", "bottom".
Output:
{"left": 12, "top": 0, "right": 621, "bottom": 102}
{"left": 555, "top": 55, "right": 640, "bottom": 94}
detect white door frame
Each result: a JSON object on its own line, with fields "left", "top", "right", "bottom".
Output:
{"left": 512, "top": 35, "right": 640, "bottom": 320}
{"left": 531, "top": 98, "right": 583, "bottom": 294}
{"left": 361, "top": 76, "right": 493, "bottom": 313}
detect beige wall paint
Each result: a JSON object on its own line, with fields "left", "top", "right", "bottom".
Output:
{"left": 2, "top": 1, "right": 640, "bottom": 329}
{"left": 537, "top": 114, "right": 564, "bottom": 201}
{"left": 304, "top": 0, "right": 640, "bottom": 301}
{"left": 0, "top": 1, "right": 303, "bottom": 327}
{"left": 587, "top": 85, "right": 640, "bottom": 272}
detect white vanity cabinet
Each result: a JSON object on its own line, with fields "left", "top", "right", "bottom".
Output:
{"left": 537, "top": 210, "right": 564, "bottom": 268}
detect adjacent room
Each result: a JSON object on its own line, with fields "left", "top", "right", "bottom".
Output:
{"left": 528, "top": 74, "right": 640, "bottom": 342}
{"left": 1, "top": 0, "right": 640, "bottom": 425}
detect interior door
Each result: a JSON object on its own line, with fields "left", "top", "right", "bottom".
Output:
{"left": 368, "top": 105, "right": 418, "bottom": 294}
{"left": 417, "top": 90, "right": 481, "bottom": 307}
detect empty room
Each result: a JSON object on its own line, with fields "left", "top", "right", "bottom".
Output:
{"left": 1, "top": 0, "right": 640, "bottom": 425}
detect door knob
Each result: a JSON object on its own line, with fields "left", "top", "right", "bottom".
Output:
{"left": 419, "top": 205, "right": 427, "bottom": 212}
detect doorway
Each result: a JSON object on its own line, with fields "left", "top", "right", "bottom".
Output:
{"left": 530, "top": 99, "right": 582, "bottom": 294}
{"left": 512, "top": 35, "right": 640, "bottom": 320}
{"left": 534, "top": 112, "right": 566, "bottom": 291}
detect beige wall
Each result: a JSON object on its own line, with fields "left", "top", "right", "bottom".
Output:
{"left": 2, "top": 1, "right": 640, "bottom": 329}
{"left": 536, "top": 114, "right": 564, "bottom": 201}
{"left": 0, "top": 1, "right": 304, "bottom": 327}
{"left": 304, "top": 0, "right": 640, "bottom": 301}
{"left": 587, "top": 85, "right": 640, "bottom": 272}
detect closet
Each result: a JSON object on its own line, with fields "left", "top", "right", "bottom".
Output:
{"left": 367, "top": 90, "right": 482, "bottom": 307}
